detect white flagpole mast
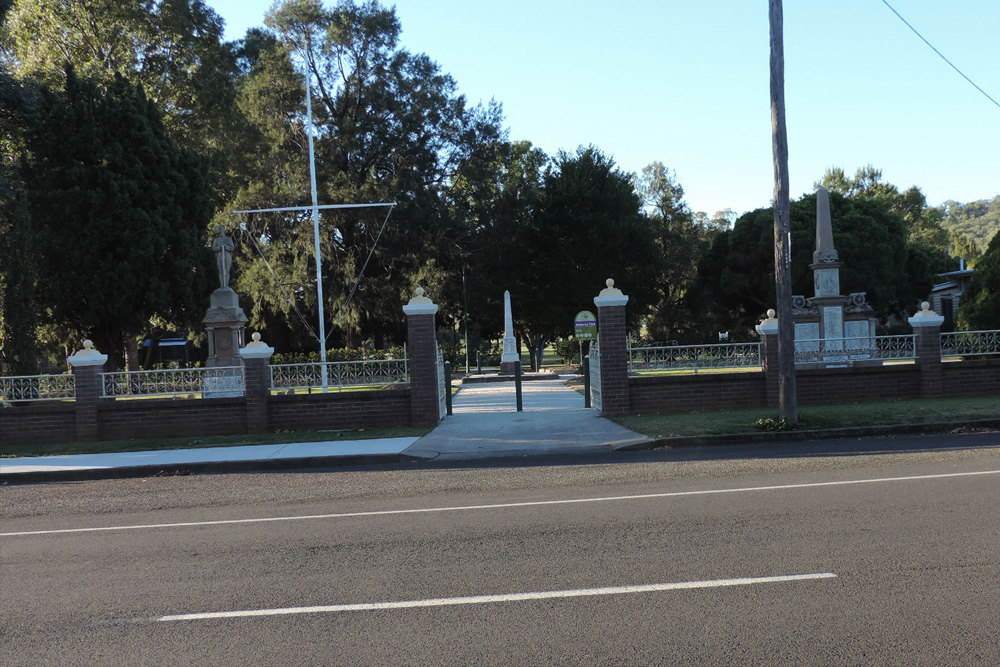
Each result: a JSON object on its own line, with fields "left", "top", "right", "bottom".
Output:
{"left": 305, "top": 72, "right": 329, "bottom": 391}
{"left": 232, "top": 70, "right": 395, "bottom": 395}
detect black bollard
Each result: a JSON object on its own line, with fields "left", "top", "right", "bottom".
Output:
{"left": 583, "top": 356, "right": 591, "bottom": 408}
{"left": 514, "top": 360, "right": 523, "bottom": 412}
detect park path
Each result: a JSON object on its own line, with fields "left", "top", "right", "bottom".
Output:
{"left": 403, "top": 376, "right": 649, "bottom": 460}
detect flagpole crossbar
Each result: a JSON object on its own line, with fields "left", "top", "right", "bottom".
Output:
{"left": 233, "top": 203, "right": 396, "bottom": 215}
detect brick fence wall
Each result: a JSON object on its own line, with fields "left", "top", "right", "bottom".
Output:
{"left": 0, "top": 387, "right": 415, "bottom": 448}
{"left": 0, "top": 403, "right": 77, "bottom": 446}
{"left": 97, "top": 397, "right": 248, "bottom": 442}
{"left": 795, "top": 364, "right": 922, "bottom": 405}
{"left": 941, "top": 359, "right": 1000, "bottom": 397}
{"left": 1, "top": 292, "right": 441, "bottom": 450}
{"left": 625, "top": 360, "right": 995, "bottom": 415}
{"left": 269, "top": 388, "right": 412, "bottom": 432}
{"left": 629, "top": 373, "right": 767, "bottom": 414}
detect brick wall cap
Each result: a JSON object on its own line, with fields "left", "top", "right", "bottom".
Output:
{"left": 594, "top": 279, "right": 629, "bottom": 307}
{"left": 240, "top": 332, "right": 275, "bottom": 359}
{"left": 403, "top": 286, "right": 439, "bottom": 315}
{"left": 908, "top": 302, "right": 944, "bottom": 328}
{"left": 68, "top": 340, "right": 108, "bottom": 368}
{"left": 755, "top": 309, "right": 779, "bottom": 336}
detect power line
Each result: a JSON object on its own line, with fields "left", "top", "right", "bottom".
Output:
{"left": 880, "top": 0, "right": 1000, "bottom": 110}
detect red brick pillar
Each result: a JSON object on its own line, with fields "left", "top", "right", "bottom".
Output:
{"left": 404, "top": 288, "right": 441, "bottom": 426}
{"left": 756, "top": 309, "right": 780, "bottom": 408}
{"left": 67, "top": 340, "right": 108, "bottom": 442}
{"left": 239, "top": 332, "right": 274, "bottom": 434}
{"left": 909, "top": 302, "right": 943, "bottom": 398}
{"left": 594, "top": 279, "right": 630, "bottom": 416}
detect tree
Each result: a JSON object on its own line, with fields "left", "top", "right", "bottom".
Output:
{"left": 958, "top": 230, "right": 1000, "bottom": 330}
{"left": 938, "top": 196, "right": 1000, "bottom": 256}
{"left": 0, "top": 59, "right": 38, "bottom": 374}
{"left": 636, "top": 161, "right": 721, "bottom": 341}
{"left": 2, "top": 0, "right": 242, "bottom": 198}
{"left": 444, "top": 139, "right": 547, "bottom": 345}
{"left": 692, "top": 192, "right": 933, "bottom": 337}
{"left": 228, "top": 0, "right": 503, "bottom": 352}
{"left": 816, "top": 165, "right": 951, "bottom": 255}
{"left": 23, "top": 67, "right": 214, "bottom": 369}
{"left": 514, "top": 147, "right": 661, "bottom": 370}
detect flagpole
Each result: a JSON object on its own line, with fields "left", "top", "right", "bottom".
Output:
{"left": 305, "top": 72, "right": 329, "bottom": 391}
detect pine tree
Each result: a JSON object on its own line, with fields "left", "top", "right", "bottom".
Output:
{"left": 24, "top": 67, "right": 214, "bottom": 368}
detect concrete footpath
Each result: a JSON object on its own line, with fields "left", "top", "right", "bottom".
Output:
{"left": 0, "top": 377, "right": 650, "bottom": 483}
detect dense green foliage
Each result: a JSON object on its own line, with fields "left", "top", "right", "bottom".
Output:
{"left": 0, "top": 58, "right": 38, "bottom": 373}
{"left": 513, "top": 147, "right": 662, "bottom": 369}
{"left": 937, "top": 196, "right": 1000, "bottom": 259}
{"left": 691, "top": 192, "right": 937, "bottom": 337}
{"left": 228, "top": 0, "right": 503, "bottom": 353}
{"left": 2, "top": 0, "right": 240, "bottom": 171}
{"left": 958, "top": 230, "right": 1000, "bottom": 330}
{"left": 23, "top": 68, "right": 214, "bottom": 368}
{"left": 1, "top": 1, "right": 996, "bottom": 373}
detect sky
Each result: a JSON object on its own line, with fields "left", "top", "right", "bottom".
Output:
{"left": 205, "top": 0, "right": 1000, "bottom": 217}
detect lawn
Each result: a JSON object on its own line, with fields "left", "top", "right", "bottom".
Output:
{"left": 610, "top": 395, "right": 1000, "bottom": 438}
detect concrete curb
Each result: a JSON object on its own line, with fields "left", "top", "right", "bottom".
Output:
{"left": 616, "top": 418, "right": 1000, "bottom": 451}
{"left": 4, "top": 419, "right": 996, "bottom": 485}
{"left": 0, "top": 452, "right": 434, "bottom": 485}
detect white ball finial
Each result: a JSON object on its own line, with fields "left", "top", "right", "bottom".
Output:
{"left": 921, "top": 301, "right": 931, "bottom": 312}
{"left": 606, "top": 279, "right": 615, "bottom": 289}
{"left": 83, "top": 339, "right": 94, "bottom": 350}
{"left": 416, "top": 287, "right": 425, "bottom": 297}
{"left": 767, "top": 308, "right": 776, "bottom": 319}
{"left": 252, "top": 332, "right": 262, "bottom": 343}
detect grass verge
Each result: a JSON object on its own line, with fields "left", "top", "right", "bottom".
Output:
{"left": 1, "top": 426, "right": 433, "bottom": 459}
{"left": 610, "top": 396, "right": 1000, "bottom": 439}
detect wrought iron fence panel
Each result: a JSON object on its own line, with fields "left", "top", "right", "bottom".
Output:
{"left": 270, "top": 358, "right": 409, "bottom": 392}
{"left": 940, "top": 330, "right": 1000, "bottom": 358}
{"left": 628, "top": 342, "right": 761, "bottom": 373}
{"left": 589, "top": 340, "right": 602, "bottom": 411}
{"left": 793, "top": 335, "right": 915, "bottom": 365}
{"left": 0, "top": 374, "right": 76, "bottom": 402}
{"left": 102, "top": 367, "right": 245, "bottom": 399}
{"left": 437, "top": 346, "right": 447, "bottom": 419}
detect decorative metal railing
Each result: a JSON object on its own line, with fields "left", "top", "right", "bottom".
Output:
{"left": 628, "top": 341, "right": 762, "bottom": 373}
{"left": 270, "top": 358, "right": 408, "bottom": 392}
{"left": 940, "top": 330, "right": 1000, "bottom": 358}
{"left": 794, "top": 335, "right": 915, "bottom": 364}
{"left": 436, "top": 346, "right": 447, "bottom": 419}
{"left": 0, "top": 374, "right": 76, "bottom": 402}
{"left": 102, "top": 367, "right": 245, "bottom": 399}
{"left": 589, "top": 340, "right": 602, "bottom": 411}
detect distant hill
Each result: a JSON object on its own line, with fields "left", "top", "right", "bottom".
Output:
{"left": 936, "top": 196, "right": 1000, "bottom": 255}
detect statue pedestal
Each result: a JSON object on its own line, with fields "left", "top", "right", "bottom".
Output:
{"left": 203, "top": 288, "right": 248, "bottom": 368}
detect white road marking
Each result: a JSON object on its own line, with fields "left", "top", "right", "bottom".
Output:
{"left": 154, "top": 573, "right": 837, "bottom": 622}
{"left": 5, "top": 469, "right": 998, "bottom": 537}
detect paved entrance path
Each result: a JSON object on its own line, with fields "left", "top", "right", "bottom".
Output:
{"left": 403, "top": 375, "right": 650, "bottom": 460}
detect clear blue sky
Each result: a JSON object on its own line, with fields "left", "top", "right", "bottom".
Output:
{"left": 206, "top": 0, "right": 999, "bottom": 217}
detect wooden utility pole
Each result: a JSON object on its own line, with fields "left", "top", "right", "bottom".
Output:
{"left": 768, "top": 0, "right": 799, "bottom": 421}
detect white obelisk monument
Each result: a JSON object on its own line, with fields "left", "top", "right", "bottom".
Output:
{"left": 500, "top": 290, "right": 518, "bottom": 374}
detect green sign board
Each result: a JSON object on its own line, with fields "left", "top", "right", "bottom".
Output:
{"left": 574, "top": 310, "right": 597, "bottom": 340}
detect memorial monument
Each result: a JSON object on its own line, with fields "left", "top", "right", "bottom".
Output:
{"left": 203, "top": 225, "right": 248, "bottom": 368}
{"left": 499, "top": 290, "right": 519, "bottom": 374}
{"left": 792, "top": 188, "right": 876, "bottom": 364}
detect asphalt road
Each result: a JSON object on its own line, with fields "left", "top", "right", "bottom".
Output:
{"left": 2, "top": 432, "right": 999, "bottom": 666}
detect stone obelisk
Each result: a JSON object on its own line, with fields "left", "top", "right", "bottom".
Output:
{"left": 499, "top": 290, "right": 518, "bottom": 374}
{"left": 808, "top": 187, "right": 846, "bottom": 346}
